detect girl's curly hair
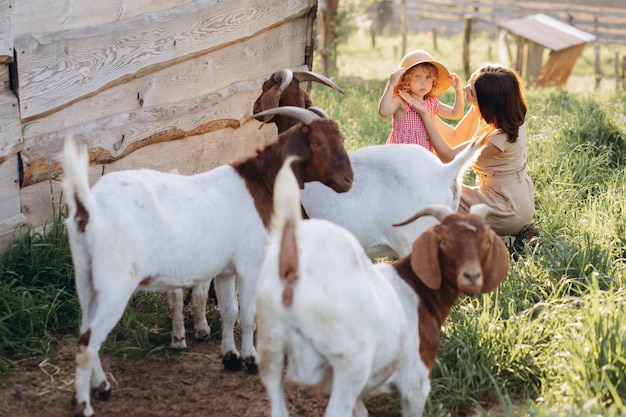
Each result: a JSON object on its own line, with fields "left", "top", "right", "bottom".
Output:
{"left": 395, "top": 63, "right": 439, "bottom": 98}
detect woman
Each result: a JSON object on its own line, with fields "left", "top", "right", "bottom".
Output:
{"left": 406, "top": 63, "right": 534, "bottom": 236}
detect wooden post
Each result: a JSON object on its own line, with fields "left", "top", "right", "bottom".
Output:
{"left": 526, "top": 41, "right": 544, "bottom": 87}
{"left": 615, "top": 50, "right": 620, "bottom": 91}
{"left": 515, "top": 36, "right": 524, "bottom": 76}
{"left": 594, "top": 44, "right": 602, "bottom": 90}
{"left": 622, "top": 55, "right": 626, "bottom": 90}
{"left": 400, "top": 0, "right": 407, "bottom": 57}
{"left": 317, "top": 0, "right": 338, "bottom": 76}
{"left": 432, "top": 27, "right": 438, "bottom": 52}
{"left": 462, "top": 15, "right": 472, "bottom": 80}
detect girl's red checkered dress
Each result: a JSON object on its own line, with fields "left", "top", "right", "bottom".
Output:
{"left": 385, "top": 96, "right": 439, "bottom": 151}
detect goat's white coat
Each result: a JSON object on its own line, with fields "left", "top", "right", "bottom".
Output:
{"left": 63, "top": 138, "right": 267, "bottom": 416}
{"left": 256, "top": 160, "right": 431, "bottom": 417}
{"left": 301, "top": 142, "right": 482, "bottom": 258}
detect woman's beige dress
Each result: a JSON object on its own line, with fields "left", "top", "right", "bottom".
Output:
{"left": 458, "top": 124, "right": 534, "bottom": 235}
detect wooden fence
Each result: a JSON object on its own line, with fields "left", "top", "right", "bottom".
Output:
{"left": 403, "top": 0, "right": 626, "bottom": 45}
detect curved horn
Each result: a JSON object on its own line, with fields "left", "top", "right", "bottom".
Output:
{"left": 272, "top": 69, "right": 293, "bottom": 93}
{"left": 306, "top": 106, "right": 330, "bottom": 119}
{"left": 392, "top": 204, "right": 455, "bottom": 227}
{"left": 254, "top": 106, "right": 320, "bottom": 126}
{"left": 293, "top": 70, "right": 345, "bottom": 94}
{"left": 469, "top": 203, "right": 492, "bottom": 219}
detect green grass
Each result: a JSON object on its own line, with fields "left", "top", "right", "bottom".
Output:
{"left": 308, "top": 31, "right": 626, "bottom": 416}
{"left": 2, "top": 30, "right": 626, "bottom": 415}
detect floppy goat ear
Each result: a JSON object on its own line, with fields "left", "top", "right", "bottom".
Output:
{"left": 410, "top": 227, "right": 442, "bottom": 290}
{"left": 281, "top": 128, "right": 311, "bottom": 189}
{"left": 480, "top": 226, "right": 510, "bottom": 293}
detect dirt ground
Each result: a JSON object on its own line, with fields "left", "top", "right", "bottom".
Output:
{"left": 0, "top": 335, "right": 332, "bottom": 417}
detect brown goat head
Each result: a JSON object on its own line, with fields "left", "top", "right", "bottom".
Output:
{"left": 253, "top": 69, "right": 344, "bottom": 133}
{"left": 255, "top": 106, "right": 353, "bottom": 193}
{"left": 283, "top": 118, "right": 353, "bottom": 193}
{"left": 398, "top": 204, "right": 509, "bottom": 295}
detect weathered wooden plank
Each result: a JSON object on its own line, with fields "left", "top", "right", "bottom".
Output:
{"left": 0, "top": 155, "right": 21, "bottom": 221}
{"left": 23, "top": 20, "right": 309, "bottom": 137}
{"left": 15, "top": 0, "right": 316, "bottom": 119}
{"left": 0, "top": 89, "right": 23, "bottom": 161}
{"left": 0, "top": 213, "right": 27, "bottom": 254}
{"left": 0, "top": 64, "right": 9, "bottom": 91}
{"left": 20, "top": 121, "right": 277, "bottom": 230}
{"left": 12, "top": 0, "right": 197, "bottom": 36}
{"left": 20, "top": 86, "right": 277, "bottom": 186}
{"left": 0, "top": 0, "right": 15, "bottom": 63}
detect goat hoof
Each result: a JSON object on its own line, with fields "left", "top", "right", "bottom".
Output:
{"left": 194, "top": 329, "right": 211, "bottom": 341}
{"left": 222, "top": 352, "right": 243, "bottom": 371}
{"left": 92, "top": 381, "right": 111, "bottom": 401}
{"left": 244, "top": 357, "right": 258, "bottom": 374}
{"left": 70, "top": 397, "right": 90, "bottom": 417}
{"left": 170, "top": 336, "right": 188, "bottom": 350}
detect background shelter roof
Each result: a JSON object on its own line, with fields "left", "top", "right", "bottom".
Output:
{"left": 498, "top": 14, "right": 596, "bottom": 52}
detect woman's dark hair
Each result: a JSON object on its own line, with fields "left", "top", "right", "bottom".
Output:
{"left": 473, "top": 64, "right": 527, "bottom": 142}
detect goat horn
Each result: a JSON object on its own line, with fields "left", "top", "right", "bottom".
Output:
{"left": 469, "top": 203, "right": 492, "bottom": 219}
{"left": 392, "top": 204, "right": 455, "bottom": 227}
{"left": 293, "top": 70, "right": 345, "bottom": 94}
{"left": 306, "top": 106, "right": 330, "bottom": 119}
{"left": 253, "top": 106, "right": 320, "bottom": 126}
{"left": 272, "top": 69, "right": 294, "bottom": 93}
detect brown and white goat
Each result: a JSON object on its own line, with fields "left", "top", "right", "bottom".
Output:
{"left": 171, "top": 68, "right": 344, "bottom": 351}
{"left": 255, "top": 158, "right": 509, "bottom": 417}
{"left": 62, "top": 107, "right": 353, "bottom": 417}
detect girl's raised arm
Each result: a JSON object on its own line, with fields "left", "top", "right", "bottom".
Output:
{"left": 378, "top": 69, "right": 404, "bottom": 117}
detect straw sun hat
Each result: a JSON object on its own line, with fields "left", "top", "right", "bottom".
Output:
{"left": 398, "top": 50, "right": 451, "bottom": 96}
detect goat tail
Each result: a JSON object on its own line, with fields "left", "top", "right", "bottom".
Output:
{"left": 271, "top": 156, "right": 302, "bottom": 307}
{"left": 446, "top": 132, "right": 488, "bottom": 187}
{"left": 62, "top": 135, "right": 95, "bottom": 233}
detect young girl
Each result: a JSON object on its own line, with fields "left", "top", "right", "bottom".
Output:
{"left": 378, "top": 49, "right": 464, "bottom": 151}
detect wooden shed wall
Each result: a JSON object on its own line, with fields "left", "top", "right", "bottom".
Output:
{"left": 0, "top": 0, "right": 318, "bottom": 253}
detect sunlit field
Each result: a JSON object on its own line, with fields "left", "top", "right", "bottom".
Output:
{"left": 308, "top": 30, "right": 626, "bottom": 416}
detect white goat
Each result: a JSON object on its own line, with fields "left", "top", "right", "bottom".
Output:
{"left": 255, "top": 157, "right": 510, "bottom": 417}
{"left": 62, "top": 107, "right": 353, "bottom": 417}
{"left": 300, "top": 137, "right": 486, "bottom": 259}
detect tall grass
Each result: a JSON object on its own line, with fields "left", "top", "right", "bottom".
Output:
{"left": 0, "top": 199, "right": 76, "bottom": 373}
{"left": 2, "top": 30, "right": 626, "bottom": 415}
